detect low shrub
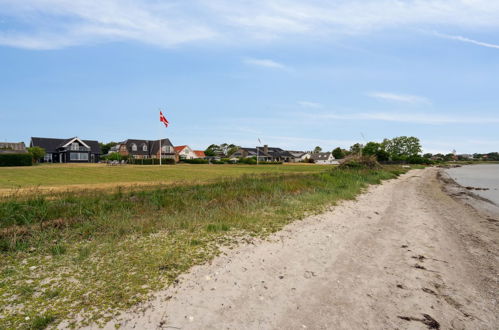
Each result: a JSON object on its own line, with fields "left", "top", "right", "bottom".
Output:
{"left": 339, "top": 155, "right": 381, "bottom": 170}
{"left": 0, "top": 154, "right": 33, "bottom": 167}
{"left": 406, "top": 155, "right": 433, "bottom": 165}
{"left": 238, "top": 158, "right": 282, "bottom": 165}
{"left": 128, "top": 158, "right": 175, "bottom": 165}
{"left": 181, "top": 158, "right": 209, "bottom": 164}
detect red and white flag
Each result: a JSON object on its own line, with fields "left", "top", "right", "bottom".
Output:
{"left": 159, "top": 111, "right": 169, "bottom": 127}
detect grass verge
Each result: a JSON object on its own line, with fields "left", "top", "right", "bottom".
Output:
{"left": 0, "top": 165, "right": 410, "bottom": 328}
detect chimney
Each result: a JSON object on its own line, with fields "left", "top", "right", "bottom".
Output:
{"left": 263, "top": 145, "right": 268, "bottom": 154}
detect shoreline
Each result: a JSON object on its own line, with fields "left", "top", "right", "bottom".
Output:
{"left": 438, "top": 167, "right": 499, "bottom": 218}
{"left": 85, "top": 167, "right": 498, "bottom": 329}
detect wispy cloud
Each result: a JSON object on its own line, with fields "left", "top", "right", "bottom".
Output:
{"left": 298, "top": 101, "right": 323, "bottom": 109}
{"left": 434, "top": 32, "right": 499, "bottom": 50}
{"left": 307, "top": 112, "right": 499, "bottom": 125}
{"left": 1, "top": 0, "right": 499, "bottom": 50}
{"left": 368, "top": 92, "right": 431, "bottom": 104}
{"left": 243, "top": 58, "right": 286, "bottom": 69}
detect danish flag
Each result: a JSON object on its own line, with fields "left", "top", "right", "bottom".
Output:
{"left": 159, "top": 111, "right": 169, "bottom": 127}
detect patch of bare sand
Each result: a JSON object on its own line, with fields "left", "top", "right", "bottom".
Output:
{"left": 82, "top": 168, "right": 498, "bottom": 329}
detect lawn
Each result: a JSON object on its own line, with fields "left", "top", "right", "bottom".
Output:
{"left": 0, "top": 165, "right": 411, "bottom": 329}
{"left": 0, "top": 163, "right": 326, "bottom": 190}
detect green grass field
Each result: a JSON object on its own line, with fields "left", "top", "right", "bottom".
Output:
{"left": 0, "top": 164, "right": 412, "bottom": 328}
{"left": 0, "top": 163, "right": 326, "bottom": 190}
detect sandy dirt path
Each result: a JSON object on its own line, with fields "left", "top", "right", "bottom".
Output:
{"left": 97, "top": 168, "right": 498, "bottom": 330}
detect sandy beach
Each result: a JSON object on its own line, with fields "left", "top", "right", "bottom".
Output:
{"left": 91, "top": 167, "right": 499, "bottom": 329}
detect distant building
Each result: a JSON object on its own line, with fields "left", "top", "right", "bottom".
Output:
{"left": 30, "top": 137, "right": 101, "bottom": 163}
{"left": 230, "top": 145, "right": 295, "bottom": 162}
{"left": 194, "top": 150, "right": 206, "bottom": 158}
{"left": 116, "top": 139, "right": 175, "bottom": 160}
{"left": 174, "top": 145, "right": 198, "bottom": 160}
{"left": 0, "top": 142, "right": 27, "bottom": 154}
{"left": 288, "top": 151, "right": 311, "bottom": 162}
{"left": 310, "top": 152, "right": 338, "bottom": 165}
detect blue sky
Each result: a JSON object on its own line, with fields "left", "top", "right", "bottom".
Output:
{"left": 0, "top": 0, "right": 498, "bottom": 154}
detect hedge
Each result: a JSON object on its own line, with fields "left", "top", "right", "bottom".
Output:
{"left": 0, "top": 153, "right": 33, "bottom": 167}
{"left": 128, "top": 158, "right": 175, "bottom": 165}
{"left": 180, "top": 159, "right": 209, "bottom": 164}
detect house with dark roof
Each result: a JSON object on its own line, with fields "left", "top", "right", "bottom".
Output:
{"left": 30, "top": 137, "right": 101, "bottom": 163}
{"left": 116, "top": 139, "right": 175, "bottom": 160}
{"left": 230, "top": 145, "right": 295, "bottom": 162}
{"left": 0, "top": 142, "right": 27, "bottom": 154}
{"left": 288, "top": 150, "right": 312, "bottom": 163}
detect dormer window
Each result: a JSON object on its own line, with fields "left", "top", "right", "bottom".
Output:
{"left": 131, "top": 143, "right": 137, "bottom": 151}
{"left": 142, "top": 144, "right": 148, "bottom": 152}
{"left": 71, "top": 142, "right": 79, "bottom": 151}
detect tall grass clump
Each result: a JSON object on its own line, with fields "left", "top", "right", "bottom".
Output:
{"left": 0, "top": 165, "right": 411, "bottom": 328}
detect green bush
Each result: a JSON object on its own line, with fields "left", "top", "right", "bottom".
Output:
{"left": 181, "top": 158, "right": 209, "bottom": 164}
{"left": 406, "top": 155, "right": 433, "bottom": 165}
{"left": 0, "top": 154, "right": 33, "bottom": 167}
{"left": 238, "top": 158, "right": 282, "bottom": 165}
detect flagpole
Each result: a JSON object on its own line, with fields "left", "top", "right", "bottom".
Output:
{"left": 159, "top": 108, "right": 162, "bottom": 166}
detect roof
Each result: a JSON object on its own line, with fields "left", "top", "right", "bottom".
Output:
{"left": 288, "top": 150, "right": 309, "bottom": 157}
{"left": 120, "top": 139, "right": 174, "bottom": 155}
{"left": 231, "top": 146, "right": 295, "bottom": 159}
{"left": 194, "top": 150, "right": 205, "bottom": 158}
{"left": 150, "top": 139, "right": 174, "bottom": 155}
{"left": 310, "top": 152, "right": 333, "bottom": 161}
{"left": 174, "top": 145, "right": 188, "bottom": 153}
{"left": 31, "top": 137, "right": 100, "bottom": 154}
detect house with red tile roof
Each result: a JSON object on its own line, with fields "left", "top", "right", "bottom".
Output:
{"left": 193, "top": 150, "right": 205, "bottom": 158}
{"left": 174, "top": 145, "right": 204, "bottom": 161}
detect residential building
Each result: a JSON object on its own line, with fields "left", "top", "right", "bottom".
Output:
{"left": 0, "top": 142, "right": 27, "bottom": 154}
{"left": 230, "top": 145, "right": 295, "bottom": 162}
{"left": 116, "top": 139, "right": 175, "bottom": 160}
{"left": 193, "top": 150, "right": 206, "bottom": 158}
{"left": 310, "top": 152, "right": 339, "bottom": 165}
{"left": 30, "top": 137, "right": 101, "bottom": 163}
{"left": 174, "top": 145, "right": 198, "bottom": 160}
{"left": 288, "top": 151, "right": 311, "bottom": 162}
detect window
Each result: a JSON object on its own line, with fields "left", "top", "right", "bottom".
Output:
{"left": 44, "top": 154, "right": 52, "bottom": 162}
{"left": 142, "top": 144, "right": 148, "bottom": 152}
{"left": 131, "top": 143, "right": 137, "bottom": 151}
{"left": 70, "top": 153, "right": 89, "bottom": 161}
{"left": 71, "top": 142, "right": 79, "bottom": 151}
{"left": 161, "top": 145, "right": 173, "bottom": 153}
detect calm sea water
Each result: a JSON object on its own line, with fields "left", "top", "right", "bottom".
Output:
{"left": 446, "top": 164, "right": 499, "bottom": 205}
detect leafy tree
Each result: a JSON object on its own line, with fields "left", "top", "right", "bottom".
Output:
{"left": 362, "top": 142, "right": 381, "bottom": 156}
{"left": 205, "top": 143, "right": 240, "bottom": 157}
{"left": 487, "top": 152, "right": 499, "bottom": 161}
{"left": 349, "top": 143, "right": 363, "bottom": 155}
{"left": 99, "top": 142, "right": 118, "bottom": 155}
{"left": 220, "top": 143, "right": 239, "bottom": 157}
{"left": 27, "top": 146, "right": 45, "bottom": 163}
{"left": 313, "top": 146, "right": 322, "bottom": 154}
{"left": 362, "top": 142, "right": 389, "bottom": 161}
{"left": 332, "top": 147, "right": 345, "bottom": 159}
{"left": 444, "top": 153, "right": 455, "bottom": 161}
{"left": 423, "top": 153, "right": 433, "bottom": 159}
{"left": 204, "top": 144, "right": 220, "bottom": 156}
{"left": 384, "top": 136, "right": 422, "bottom": 160}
